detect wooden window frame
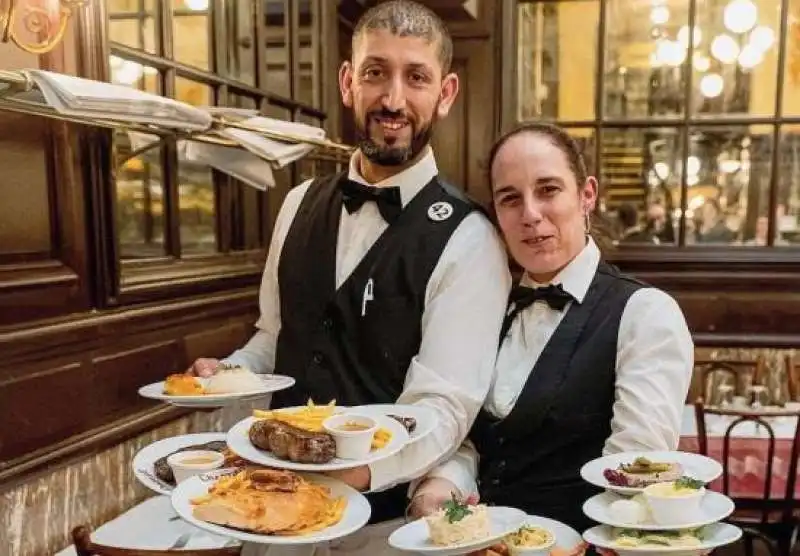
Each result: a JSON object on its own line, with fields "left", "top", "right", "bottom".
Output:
{"left": 500, "top": 0, "right": 800, "bottom": 291}
{"left": 88, "top": 0, "right": 331, "bottom": 307}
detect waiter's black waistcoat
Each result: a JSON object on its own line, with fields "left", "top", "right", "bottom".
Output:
{"left": 471, "top": 262, "right": 645, "bottom": 534}
{"left": 271, "top": 171, "right": 480, "bottom": 523}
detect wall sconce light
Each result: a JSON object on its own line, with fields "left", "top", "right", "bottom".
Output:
{"left": 1, "top": 0, "right": 88, "bottom": 55}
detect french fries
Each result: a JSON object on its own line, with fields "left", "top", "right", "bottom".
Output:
{"left": 253, "top": 399, "right": 337, "bottom": 432}
{"left": 252, "top": 399, "right": 393, "bottom": 451}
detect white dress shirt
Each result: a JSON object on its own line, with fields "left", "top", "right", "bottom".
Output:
{"left": 224, "top": 146, "right": 511, "bottom": 494}
{"left": 422, "top": 238, "right": 694, "bottom": 498}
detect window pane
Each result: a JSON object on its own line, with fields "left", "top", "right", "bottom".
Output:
{"left": 517, "top": 1, "right": 598, "bottom": 121}
{"left": 108, "top": 0, "right": 157, "bottom": 54}
{"left": 601, "top": 128, "right": 682, "bottom": 246}
{"left": 228, "top": 95, "right": 266, "bottom": 250}
{"left": 265, "top": 0, "right": 291, "bottom": 97}
{"left": 112, "top": 63, "right": 165, "bottom": 259}
{"left": 172, "top": 0, "right": 210, "bottom": 71}
{"left": 775, "top": 126, "right": 800, "bottom": 246}
{"left": 605, "top": 0, "right": 689, "bottom": 119}
{"left": 225, "top": 0, "right": 257, "bottom": 85}
{"left": 782, "top": 0, "right": 800, "bottom": 115}
{"left": 692, "top": 0, "right": 781, "bottom": 117}
{"left": 296, "top": 0, "right": 319, "bottom": 107}
{"left": 116, "top": 132, "right": 166, "bottom": 258}
{"left": 686, "top": 126, "right": 773, "bottom": 245}
{"left": 176, "top": 78, "right": 217, "bottom": 254}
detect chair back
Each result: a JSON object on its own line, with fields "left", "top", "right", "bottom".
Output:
{"left": 71, "top": 525, "right": 241, "bottom": 556}
{"left": 693, "top": 358, "right": 765, "bottom": 405}
{"left": 693, "top": 401, "right": 800, "bottom": 524}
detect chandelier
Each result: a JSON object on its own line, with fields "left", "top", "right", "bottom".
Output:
{"left": 1, "top": 0, "right": 89, "bottom": 55}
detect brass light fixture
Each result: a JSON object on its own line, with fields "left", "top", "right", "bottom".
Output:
{"left": 1, "top": 0, "right": 88, "bottom": 55}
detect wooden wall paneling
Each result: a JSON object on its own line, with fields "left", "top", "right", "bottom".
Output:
{"left": 0, "top": 289, "right": 259, "bottom": 489}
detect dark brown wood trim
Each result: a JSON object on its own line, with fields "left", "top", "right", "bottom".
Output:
{"left": 0, "top": 403, "right": 188, "bottom": 492}
{"left": 693, "top": 333, "right": 800, "bottom": 349}
{"left": 1, "top": 288, "right": 257, "bottom": 364}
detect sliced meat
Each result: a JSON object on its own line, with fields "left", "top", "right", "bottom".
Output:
{"left": 248, "top": 419, "right": 336, "bottom": 464}
{"left": 390, "top": 414, "right": 417, "bottom": 433}
{"left": 248, "top": 469, "right": 301, "bottom": 493}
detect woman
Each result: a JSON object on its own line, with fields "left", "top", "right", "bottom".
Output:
{"left": 408, "top": 123, "right": 694, "bottom": 537}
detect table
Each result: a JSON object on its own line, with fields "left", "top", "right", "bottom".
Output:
{"left": 679, "top": 405, "right": 799, "bottom": 499}
{"left": 55, "top": 495, "right": 237, "bottom": 555}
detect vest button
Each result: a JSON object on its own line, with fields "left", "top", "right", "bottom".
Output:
{"left": 497, "top": 460, "right": 506, "bottom": 470}
{"left": 497, "top": 436, "right": 505, "bottom": 446}
{"left": 322, "top": 318, "right": 333, "bottom": 330}
{"left": 312, "top": 353, "right": 323, "bottom": 364}
{"left": 491, "top": 478, "right": 501, "bottom": 486}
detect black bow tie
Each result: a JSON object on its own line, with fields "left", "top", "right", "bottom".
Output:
{"left": 500, "top": 283, "right": 575, "bottom": 341}
{"left": 339, "top": 179, "right": 402, "bottom": 224}
{"left": 509, "top": 283, "right": 574, "bottom": 312}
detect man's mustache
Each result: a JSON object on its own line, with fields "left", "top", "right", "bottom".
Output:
{"left": 367, "top": 109, "right": 410, "bottom": 121}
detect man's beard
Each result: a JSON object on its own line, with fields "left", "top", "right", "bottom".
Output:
{"left": 355, "top": 108, "right": 436, "bottom": 166}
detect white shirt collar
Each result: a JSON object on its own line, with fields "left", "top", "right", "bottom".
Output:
{"left": 521, "top": 237, "right": 600, "bottom": 303}
{"left": 347, "top": 146, "right": 438, "bottom": 208}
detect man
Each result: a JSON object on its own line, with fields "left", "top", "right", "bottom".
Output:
{"left": 187, "top": 1, "right": 509, "bottom": 553}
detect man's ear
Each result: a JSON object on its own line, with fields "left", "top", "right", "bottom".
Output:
{"left": 436, "top": 72, "right": 460, "bottom": 119}
{"left": 339, "top": 60, "right": 354, "bottom": 108}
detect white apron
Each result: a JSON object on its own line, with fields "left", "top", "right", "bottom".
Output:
{"left": 240, "top": 518, "right": 407, "bottom": 556}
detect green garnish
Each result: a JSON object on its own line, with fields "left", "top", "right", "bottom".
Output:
{"left": 674, "top": 476, "right": 705, "bottom": 490}
{"left": 442, "top": 494, "right": 473, "bottom": 523}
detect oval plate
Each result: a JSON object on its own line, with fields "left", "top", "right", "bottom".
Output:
{"left": 171, "top": 472, "right": 371, "bottom": 545}
{"left": 583, "top": 523, "right": 742, "bottom": 555}
{"left": 138, "top": 375, "right": 295, "bottom": 408}
{"left": 132, "top": 432, "right": 227, "bottom": 495}
{"left": 582, "top": 490, "right": 735, "bottom": 530}
{"left": 580, "top": 451, "right": 723, "bottom": 496}
{"left": 388, "top": 506, "right": 528, "bottom": 556}
{"left": 226, "top": 412, "right": 409, "bottom": 471}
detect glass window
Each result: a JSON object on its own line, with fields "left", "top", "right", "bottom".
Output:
{"left": 176, "top": 77, "right": 217, "bottom": 255}
{"left": 172, "top": 0, "right": 211, "bottom": 71}
{"left": 108, "top": 0, "right": 158, "bottom": 54}
{"left": 601, "top": 128, "right": 682, "bottom": 246}
{"left": 782, "top": 0, "right": 800, "bottom": 115}
{"left": 774, "top": 125, "right": 800, "bottom": 246}
{"left": 693, "top": 0, "right": 781, "bottom": 117}
{"left": 225, "top": 0, "right": 257, "bottom": 85}
{"left": 513, "top": 0, "right": 799, "bottom": 249}
{"left": 517, "top": 1, "right": 599, "bottom": 121}
{"left": 265, "top": 0, "right": 292, "bottom": 97}
{"left": 686, "top": 126, "right": 773, "bottom": 245}
{"left": 604, "top": 0, "right": 689, "bottom": 119}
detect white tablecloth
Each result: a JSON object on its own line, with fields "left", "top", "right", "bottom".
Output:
{"left": 55, "top": 495, "right": 236, "bottom": 555}
{"left": 680, "top": 404, "right": 798, "bottom": 439}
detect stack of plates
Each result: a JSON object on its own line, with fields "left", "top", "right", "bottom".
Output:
{"left": 579, "top": 451, "right": 742, "bottom": 555}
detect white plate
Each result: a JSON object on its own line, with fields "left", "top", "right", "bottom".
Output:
{"left": 171, "top": 471, "right": 371, "bottom": 545}
{"left": 132, "top": 433, "right": 228, "bottom": 495}
{"left": 583, "top": 523, "right": 742, "bottom": 555}
{"left": 138, "top": 375, "right": 295, "bottom": 408}
{"left": 342, "top": 404, "right": 438, "bottom": 445}
{"left": 226, "top": 412, "right": 409, "bottom": 471}
{"left": 388, "top": 506, "right": 528, "bottom": 556}
{"left": 517, "top": 515, "right": 583, "bottom": 551}
{"left": 580, "top": 451, "right": 723, "bottom": 496}
{"left": 582, "top": 491, "right": 735, "bottom": 530}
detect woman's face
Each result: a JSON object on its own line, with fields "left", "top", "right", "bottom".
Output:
{"left": 491, "top": 132, "right": 597, "bottom": 282}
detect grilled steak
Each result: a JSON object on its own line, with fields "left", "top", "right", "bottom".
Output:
{"left": 390, "top": 414, "right": 417, "bottom": 433}
{"left": 249, "top": 419, "right": 336, "bottom": 464}
{"left": 153, "top": 440, "right": 229, "bottom": 485}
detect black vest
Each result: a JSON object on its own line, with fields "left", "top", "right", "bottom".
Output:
{"left": 271, "top": 171, "right": 480, "bottom": 523}
{"left": 470, "top": 262, "right": 645, "bottom": 533}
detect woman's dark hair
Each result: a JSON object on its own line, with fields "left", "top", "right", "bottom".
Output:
{"left": 485, "top": 122, "right": 589, "bottom": 188}
{"left": 484, "top": 121, "right": 614, "bottom": 254}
